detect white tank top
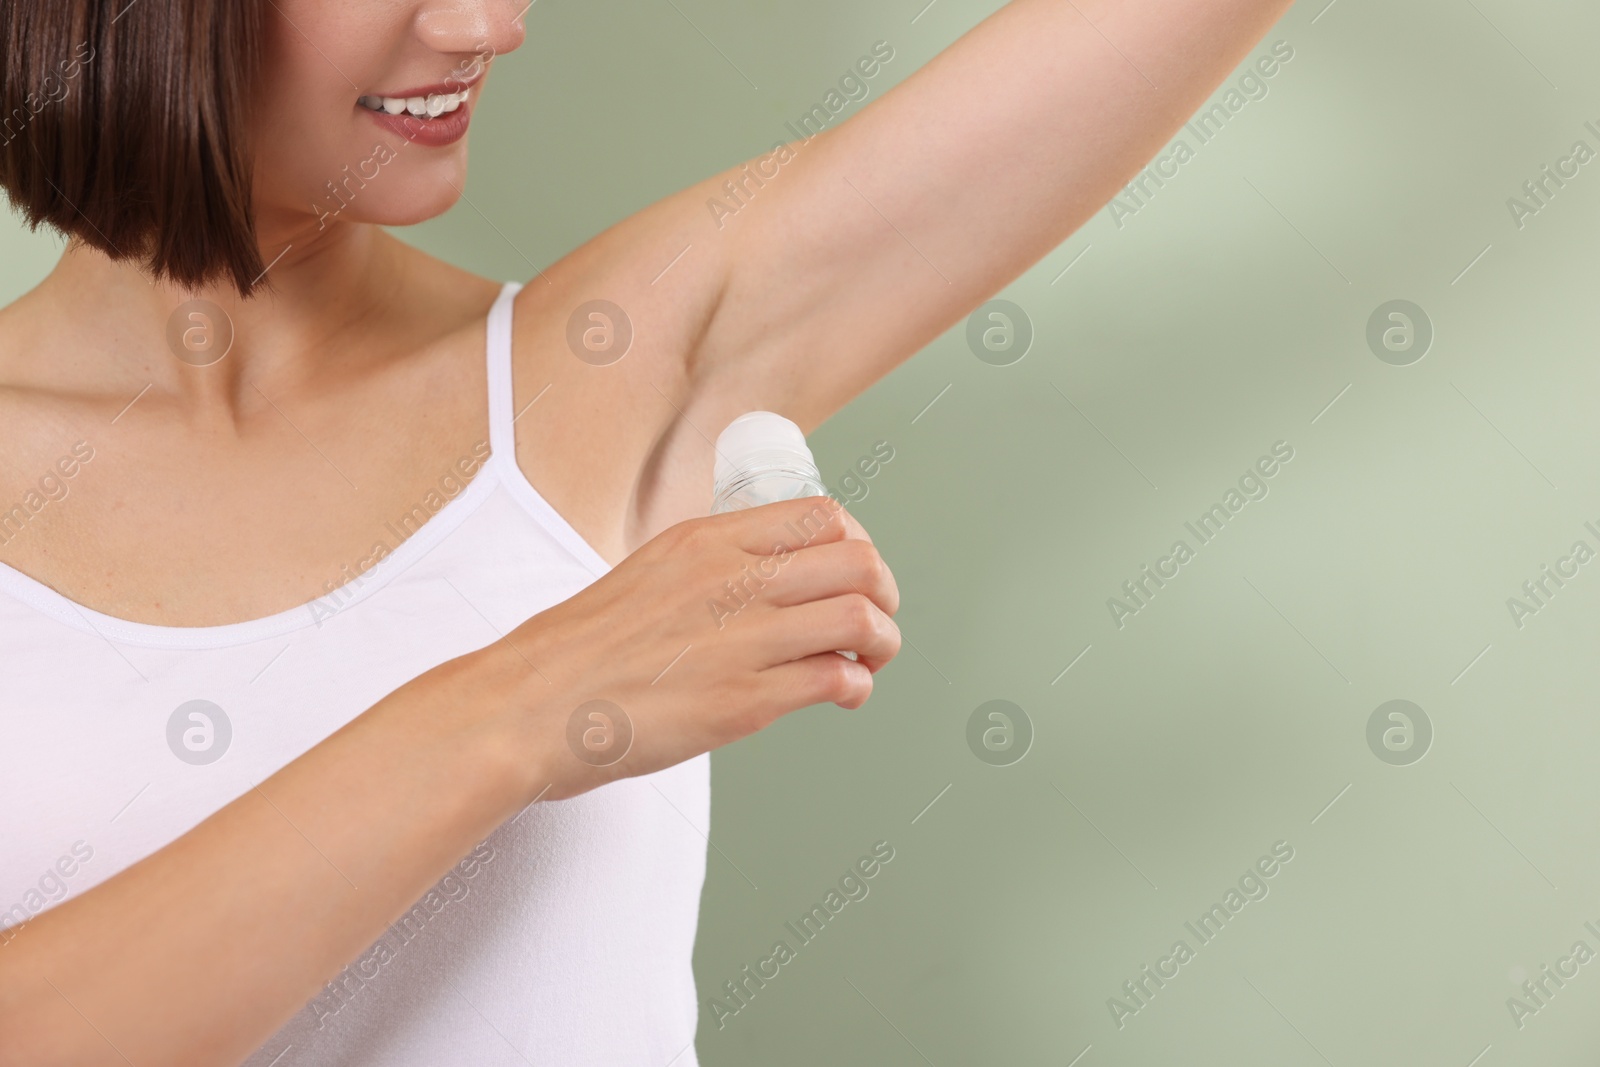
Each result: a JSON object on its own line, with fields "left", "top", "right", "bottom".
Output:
{"left": 0, "top": 282, "right": 709, "bottom": 1066}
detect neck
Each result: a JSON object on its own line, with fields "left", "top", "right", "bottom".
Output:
{"left": 30, "top": 218, "right": 411, "bottom": 426}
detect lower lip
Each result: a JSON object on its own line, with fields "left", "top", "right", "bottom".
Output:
{"left": 360, "top": 104, "right": 471, "bottom": 147}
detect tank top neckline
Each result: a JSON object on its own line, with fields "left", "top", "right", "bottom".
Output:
{"left": 0, "top": 281, "right": 612, "bottom": 651}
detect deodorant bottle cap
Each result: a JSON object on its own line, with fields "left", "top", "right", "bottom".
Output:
{"left": 713, "top": 411, "right": 812, "bottom": 485}
{"left": 711, "top": 411, "right": 826, "bottom": 514}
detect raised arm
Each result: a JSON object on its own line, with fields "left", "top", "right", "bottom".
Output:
{"left": 692, "top": 0, "right": 1294, "bottom": 429}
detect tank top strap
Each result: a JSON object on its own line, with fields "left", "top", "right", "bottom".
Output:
{"left": 485, "top": 280, "right": 525, "bottom": 466}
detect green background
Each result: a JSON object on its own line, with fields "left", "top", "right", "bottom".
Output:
{"left": 9, "top": 0, "right": 1600, "bottom": 1063}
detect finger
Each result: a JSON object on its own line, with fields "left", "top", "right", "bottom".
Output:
{"left": 760, "top": 650, "right": 875, "bottom": 711}
{"left": 824, "top": 502, "right": 872, "bottom": 543}
{"left": 757, "top": 594, "right": 902, "bottom": 671}
{"left": 718, "top": 495, "right": 857, "bottom": 554}
{"left": 758, "top": 538, "right": 899, "bottom": 616}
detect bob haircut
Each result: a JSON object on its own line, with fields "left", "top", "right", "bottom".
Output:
{"left": 0, "top": 1, "right": 265, "bottom": 295}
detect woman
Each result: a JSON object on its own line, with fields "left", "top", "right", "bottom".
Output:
{"left": 0, "top": 0, "right": 1290, "bottom": 1063}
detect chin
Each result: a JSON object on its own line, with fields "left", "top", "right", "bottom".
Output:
{"left": 368, "top": 177, "right": 469, "bottom": 226}
{"left": 306, "top": 153, "right": 469, "bottom": 231}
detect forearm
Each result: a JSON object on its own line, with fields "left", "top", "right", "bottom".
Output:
{"left": 0, "top": 494, "right": 901, "bottom": 1065}
{"left": 0, "top": 643, "right": 540, "bottom": 1067}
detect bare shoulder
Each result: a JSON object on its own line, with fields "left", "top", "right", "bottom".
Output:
{"left": 0, "top": 285, "right": 109, "bottom": 464}
{"left": 0, "top": 282, "right": 58, "bottom": 387}
{"left": 0, "top": 287, "right": 112, "bottom": 570}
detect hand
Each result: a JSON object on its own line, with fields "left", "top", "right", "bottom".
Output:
{"left": 480, "top": 495, "right": 901, "bottom": 801}
{"left": 0, "top": 501, "right": 896, "bottom": 1065}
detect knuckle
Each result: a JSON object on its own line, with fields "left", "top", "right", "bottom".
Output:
{"left": 660, "top": 518, "right": 698, "bottom": 550}
{"left": 839, "top": 594, "right": 880, "bottom": 640}
{"left": 674, "top": 517, "right": 723, "bottom": 555}
{"left": 850, "top": 541, "right": 888, "bottom": 588}
{"left": 729, "top": 705, "right": 771, "bottom": 738}
{"left": 876, "top": 617, "right": 902, "bottom": 659}
{"left": 812, "top": 654, "right": 860, "bottom": 703}
{"left": 803, "top": 495, "right": 844, "bottom": 525}
{"left": 836, "top": 660, "right": 874, "bottom": 706}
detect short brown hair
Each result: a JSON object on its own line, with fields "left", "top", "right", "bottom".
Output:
{"left": 0, "top": 1, "right": 265, "bottom": 295}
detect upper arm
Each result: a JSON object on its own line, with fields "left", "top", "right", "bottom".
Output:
{"left": 688, "top": 0, "right": 1295, "bottom": 432}
{"left": 506, "top": 0, "right": 1292, "bottom": 545}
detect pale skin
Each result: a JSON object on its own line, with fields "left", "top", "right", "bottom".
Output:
{"left": 0, "top": 0, "right": 1292, "bottom": 1062}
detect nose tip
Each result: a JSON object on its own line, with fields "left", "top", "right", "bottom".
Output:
{"left": 416, "top": 1, "right": 527, "bottom": 60}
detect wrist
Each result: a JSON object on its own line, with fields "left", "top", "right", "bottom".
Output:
{"left": 433, "top": 635, "right": 565, "bottom": 810}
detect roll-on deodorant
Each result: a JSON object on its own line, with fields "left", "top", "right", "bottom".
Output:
{"left": 710, "top": 411, "right": 827, "bottom": 514}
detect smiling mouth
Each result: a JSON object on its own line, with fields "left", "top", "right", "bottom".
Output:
{"left": 357, "top": 88, "right": 471, "bottom": 119}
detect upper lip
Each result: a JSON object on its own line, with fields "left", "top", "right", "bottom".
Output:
{"left": 367, "top": 69, "right": 483, "bottom": 100}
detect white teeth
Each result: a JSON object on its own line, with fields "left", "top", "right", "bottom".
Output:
{"left": 359, "top": 89, "right": 471, "bottom": 118}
